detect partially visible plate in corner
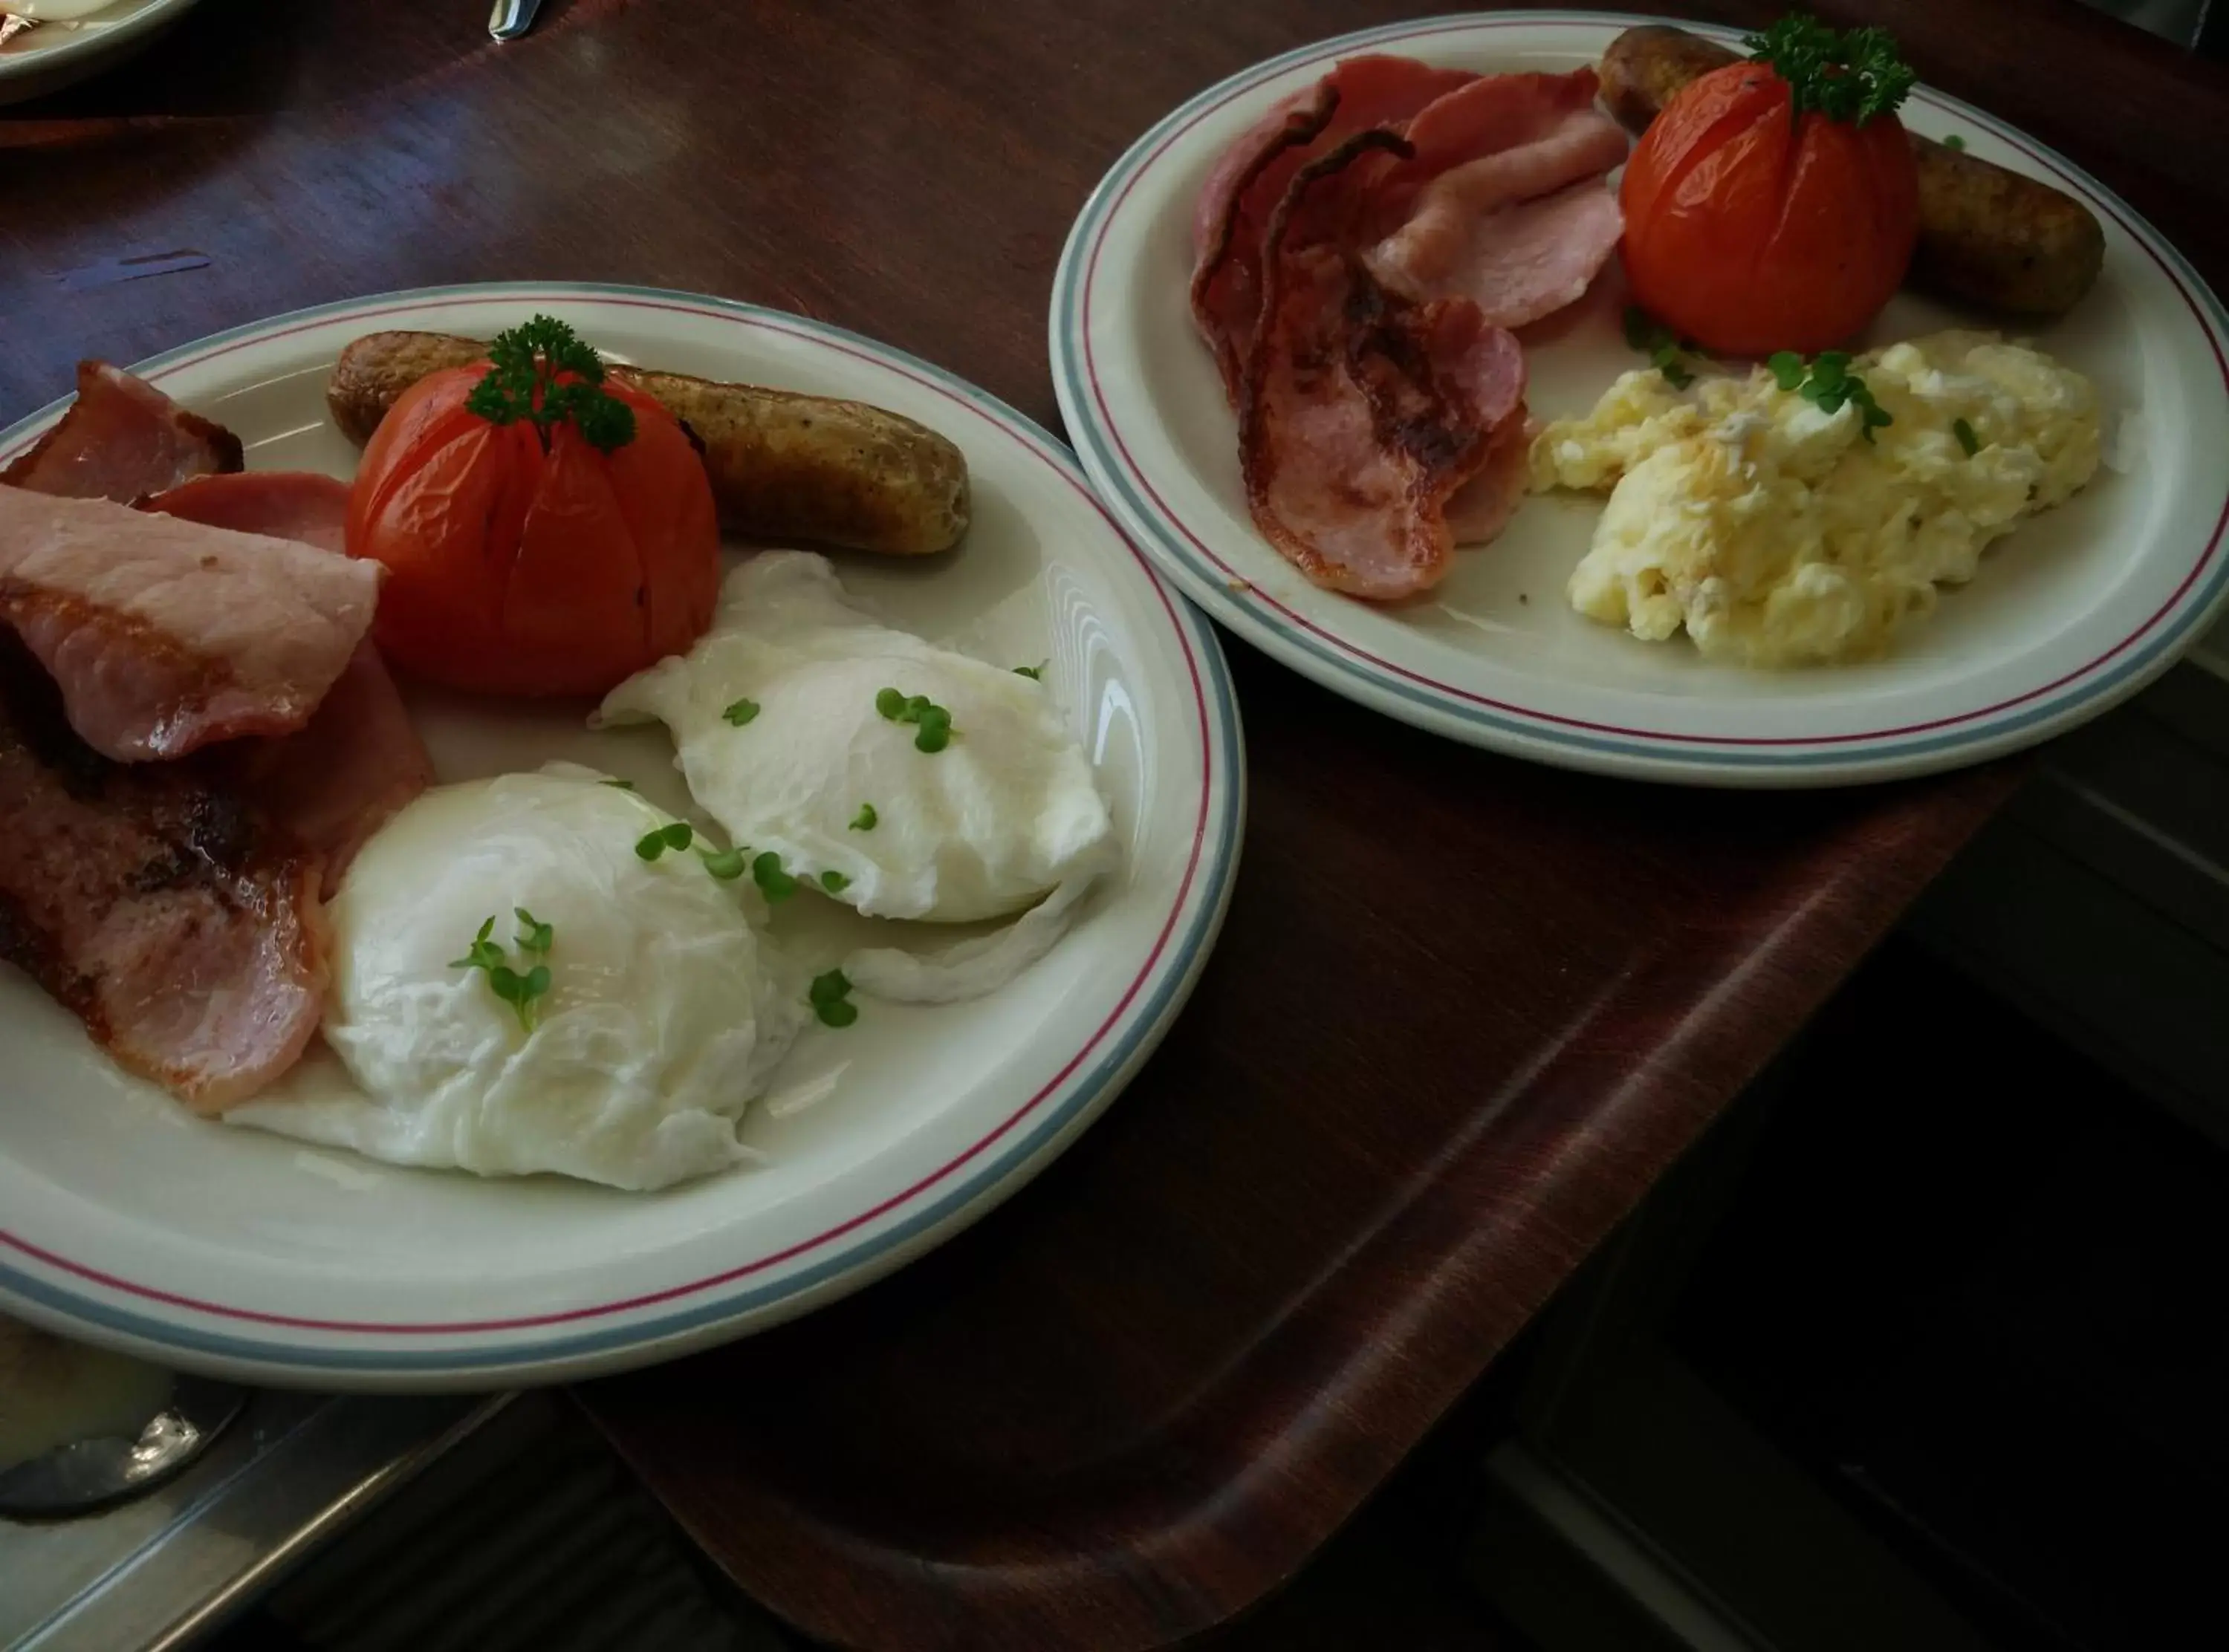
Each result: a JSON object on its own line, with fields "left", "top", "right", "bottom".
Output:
{"left": 0, "top": 0, "right": 204, "bottom": 105}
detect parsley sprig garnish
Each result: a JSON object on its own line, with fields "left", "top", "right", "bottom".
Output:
{"left": 875, "top": 687, "right": 956, "bottom": 753}
{"left": 1769, "top": 350, "right": 1892, "bottom": 441}
{"left": 1744, "top": 14, "right": 1915, "bottom": 126}
{"left": 464, "top": 315, "right": 637, "bottom": 455}
{"left": 450, "top": 911, "right": 556, "bottom": 1032}
{"left": 1623, "top": 306, "right": 1701, "bottom": 390}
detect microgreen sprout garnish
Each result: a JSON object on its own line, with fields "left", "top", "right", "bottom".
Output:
{"left": 514, "top": 907, "right": 553, "bottom": 954}
{"left": 451, "top": 914, "right": 554, "bottom": 1032}
{"left": 1768, "top": 349, "right": 1893, "bottom": 441}
{"left": 820, "top": 870, "right": 851, "bottom": 894}
{"left": 1013, "top": 664, "right": 1044, "bottom": 681}
{"left": 808, "top": 969, "right": 859, "bottom": 1029}
{"left": 1953, "top": 417, "right": 1980, "bottom": 456}
{"left": 600, "top": 778, "right": 637, "bottom": 790}
{"left": 849, "top": 803, "right": 878, "bottom": 831}
{"left": 752, "top": 851, "right": 797, "bottom": 903}
{"left": 487, "top": 962, "right": 552, "bottom": 1030}
{"left": 699, "top": 845, "right": 748, "bottom": 880}
{"left": 1941, "top": 133, "right": 1966, "bottom": 152}
{"left": 635, "top": 821, "right": 695, "bottom": 861}
{"left": 721, "top": 698, "right": 761, "bottom": 726}
{"left": 463, "top": 314, "right": 637, "bottom": 455}
{"left": 1623, "top": 305, "right": 1701, "bottom": 390}
{"left": 1743, "top": 14, "right": 1915, "bottom": 126}
{"left": 450, "top": 916, "right": 504, "bottom": 974}
{"left": 875, "top": 687, "right": 956, "bottom": 753}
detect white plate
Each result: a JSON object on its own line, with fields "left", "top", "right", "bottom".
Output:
{"left": 1051, "top": 10, "right": 2229, "bottom": 787}
{"left": 0, "top": 283, "right": 1244, "bottom": 1390}
{"left": 0, "top": 0, "right": 201, "bottom": 105}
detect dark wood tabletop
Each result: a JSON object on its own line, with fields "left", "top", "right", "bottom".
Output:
{"left": 7, "top": 1, "right": 2225, "bottom": 1647}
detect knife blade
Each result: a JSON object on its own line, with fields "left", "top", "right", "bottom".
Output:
{"left": 487, "top": 0, "right": 543, "bottom": 42}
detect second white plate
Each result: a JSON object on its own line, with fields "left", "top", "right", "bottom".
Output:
{"left": 1051, "top": 10, "right": 2229, "bottom": 786}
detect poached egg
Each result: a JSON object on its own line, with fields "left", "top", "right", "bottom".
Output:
{"left": 227, "top": 772, "right": 801, "bottom": 1191}
{"left": 597, "top": 552, "right": 1119, "bottom": 997}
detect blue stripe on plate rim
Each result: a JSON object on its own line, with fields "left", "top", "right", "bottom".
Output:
{"left": 1048, "top": 10, "right": 2229, "bottom": 778}
{"left": 0, "top": 282, "right": 1246, "bottom": 1375}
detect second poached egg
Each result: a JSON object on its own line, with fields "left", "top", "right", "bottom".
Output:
{"left": 597, "top": 552, "right": 1119, "bottom": 926}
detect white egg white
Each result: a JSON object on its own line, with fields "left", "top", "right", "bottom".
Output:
{"left": 597, "top": 552, "right": 1119, "bottom": 997}
{"left": 225, "top": 773, "right": 802, "bottom": 1191}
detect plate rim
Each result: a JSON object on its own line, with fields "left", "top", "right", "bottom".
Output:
{"left": 1048, "top": 8, "right": 2229, "bottom": 787}
{"left": 0, "top": 0, "right": 200, "bottom": 81}
{"left": 0, "top": 280, "right": 1247, "bottom": 1384}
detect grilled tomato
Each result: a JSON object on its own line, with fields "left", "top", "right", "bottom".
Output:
{"left": 345, "top": 316, "right": 718, "bottom": 697}
{"left": 1620, "top": 16, "right": 1921, "bottom": 357}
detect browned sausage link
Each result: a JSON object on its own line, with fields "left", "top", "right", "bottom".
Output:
{"left": 1597, "top": 25, "right": 2105, "bottom": 319}
{"left": 1597, "top": 24, "right": 1739, "bottom": 133}
{"left": 325, "top": 332, "right": 971, "bottom": 556}
{"left": 1908, "top": 144, "right": 2104, "bottom": 320}
{"left": 324, "top": 332, "right": 486, "bottom": 444}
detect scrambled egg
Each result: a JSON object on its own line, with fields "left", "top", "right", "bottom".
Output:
{"left": 1532, "top": 331, "right": 2102, "bottom": 666}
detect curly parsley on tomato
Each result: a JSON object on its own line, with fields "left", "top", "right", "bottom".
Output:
{"left": 345, "top": 316, "right": 719, "bottom": 698}
{"left": 1620, "top": 16, "right": 1921, "bottom": 357}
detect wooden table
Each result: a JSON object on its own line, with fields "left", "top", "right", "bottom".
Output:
{"left": 7, "top": 1, "right": 2223, "bottom": 1647}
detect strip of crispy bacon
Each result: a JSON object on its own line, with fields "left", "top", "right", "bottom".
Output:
{"left": 1359, "top": 70, "right": 1629, "bottom": 326}
{"left": 140, "top": 470, "right": 351, "bottom": 554}
{"left": 139, "top": 472, "right": 432, "bottom": 891}
{"left": 1190, "top": 56, "right": 1476, "bottom": 406}
{"left": 0, "top": 487, "right": 380, "bottom": 764}
{"left": 0, "top": 362, "right": 242, "bottom": 502}
{"left": 1236, "top": 132, "right": 1528, "bottom": 600}
{"left": 0, "top": 634, "right": 325, "bottom": 1113}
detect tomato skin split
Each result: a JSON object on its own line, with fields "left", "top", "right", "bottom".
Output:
{"left": 1620, "top": 62, "right": 1919, "bottom": 357}
{"left": 345, "top": 367, "right": 719, "bottom": 697}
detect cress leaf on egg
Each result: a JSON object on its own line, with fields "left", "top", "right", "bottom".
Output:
{"left": 875, "top": 686, "right": 958, "bottom": 753}
{"left": 635, "top": 821, "right": 695, "bottom": 861}
{"left": 452, "top": 913, "right": 557, "bottom": 1032}
{"left": 808, "top": 968, "right": 859, "bottom": 1029}
{"left": 752, "top": 851, "right": 798, "bottom": 903}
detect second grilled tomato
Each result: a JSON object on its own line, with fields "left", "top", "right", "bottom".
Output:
{"left": 345, "top": 316, "right": 718, "bottom": 698}
{"left": 1620, "top": 16, "right": 1921, "bottom": 357}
